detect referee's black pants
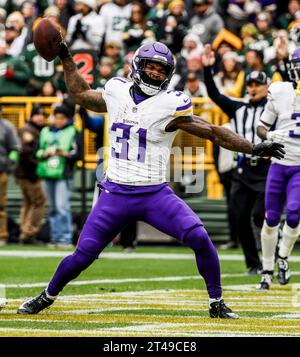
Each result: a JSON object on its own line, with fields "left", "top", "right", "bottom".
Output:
{"left": 230, "top": 161, "right": 270, "bottom": 270}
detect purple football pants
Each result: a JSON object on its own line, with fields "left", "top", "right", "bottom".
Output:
{"left": 265, "top": 163, "right": 300, "bottom": 228}
{"left": 47, "top": 184, "right": 222, "bottom": 299}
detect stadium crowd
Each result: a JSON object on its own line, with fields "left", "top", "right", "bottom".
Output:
{"left": 0, "top": 0, "right": 297, "bottom": 97}
{"left": 0, "top": 0, "right": 299, "bottom": 273}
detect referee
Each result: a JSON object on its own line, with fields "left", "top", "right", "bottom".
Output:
{"left": 202, "top": 44, "right": 270, "bottom": 274}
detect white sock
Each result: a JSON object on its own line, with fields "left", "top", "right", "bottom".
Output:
{"left": 278, "top": 222, "right": 300, "bottom": 258}
{"left": 261, "top": 221, "right": 279, "bottom": 271}
{"left": 209, "top": 297, "right": 222, "bottom": 307}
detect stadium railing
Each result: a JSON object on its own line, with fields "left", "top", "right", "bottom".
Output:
{"left": 0, "top": 97, "right": 229, "bottom": 199}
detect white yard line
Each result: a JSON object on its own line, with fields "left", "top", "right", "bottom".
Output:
{"left": 4, "top": 276, "right": 200, "bottom": 288}
{"left": 1, "top": 250, "right": 300, "bottom": 262}
{"left": 0, "top": 325, "right": 299, "bottom": 337}
{"left": 4, "top": 271, "right": 300, "bottom": 289}
{"left": 270, "top": 314, "right": 300, "bottom": 319}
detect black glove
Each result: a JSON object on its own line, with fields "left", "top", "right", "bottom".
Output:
{"left": 58, "top": 40, "right": 72, "bottom": 60}
{"left": 252, "top": 141, "right": 285, "bottom": 160}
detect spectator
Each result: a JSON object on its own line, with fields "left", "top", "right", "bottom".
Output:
{"left": 15, "top": 105, "right": 47, "bottom": 245}
{"left": 147, "top": 0, "right": 169, "bottom": 21}
{"left": 94, "top": 56, "right": 114, "bottom": 90}
{"left": 5, "top": 11, "right": 27, "bottom": 55}
{"left": 278, "top": 0, "right": 300, "bottom": 29}
{"left": 22, "top": 31, "right": 62, "bottom": 95}
{"left": 36, "top": 104, "right": 82, "bottom": 248}
{"left": 242, "top": 49, "right": 273, "bottom": 95}
{"left": 175, "top": 49, "right": 203, "bottom": 90}
{"left": 225, "top": 0, "right": 261, "bottom": 35}
{"left": 54, "top": 0, "right": 76, "bottom": 31}
{"left": 189, "top": 0, "right": 224, "bottom": 45}
{"left": 252, "top": 12, "right": 276, "bottom": 57}
{"left": 20, "top": 1, "right": 38, "bottom": 47}
{"left": 0, "top": 38, "right": 30, "bottom": 96}
{"left": 5, "top": 21, "right": 24, "bottom": 56}
{"left": 175, "top": 33, "right": 203, "bottom": 77}
{"left": 103, "top": 40, "right": 124, "bottom": 76}
{"left": 183, "top": 72, "right": 207, "bottom": 98}
{"left": 155, "top": 0, "right": 188, "bottom": 55}
{"left": 213, "top": 51, "right": 245, "bottom": 98}
{"left": 0, "top": 8, "right": 6, "bottom": 25}
{"left": 44, "top": 6, "right": 65, "bottom": 36}
{"left": 99, "top": 0, "right": 132, "bottom": 49}
{"left": 269, "top": 29, "right": 292, "bottom": 82}
{"left": 240, "top": 22, "right": 259, "bottom": 51}
{"left": 119, "top": 222, "right": 137, "bottom": 252}
{"left": 39, "top": 80, "right": 60, "bottom": 97}
{"left": 123, "top": 1, "right": 156, "bottom": 54}
{"left": 116, "top": 50, "right": 134, "bottom": 78}
{"left": 212, "top": 28, "right": 243, "bottom": 73}
{"left": 0, "top": 105, "right": 21, "bottom": 245}
{"left": 66, "top": 0, "right": 103, "bottom": 52}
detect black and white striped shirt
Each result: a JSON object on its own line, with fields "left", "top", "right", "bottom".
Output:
{"left": 204, "top": 66, "right": 267, "bottom": 156}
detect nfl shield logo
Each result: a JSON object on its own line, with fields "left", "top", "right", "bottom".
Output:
{"left": 132, "top": 107, "right": 138, "bottom": 113}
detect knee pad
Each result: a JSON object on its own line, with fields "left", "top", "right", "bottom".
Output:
{"left": 184, "top": 225, "right": 211, "bottom": 253}
{"left": 69, "top": 250, "right": 95, "bottom": 272}
{"left": 265, "top": 210, "right": 281, "bottom": 227}
{"left": 286, "top": 202, "right": 300, "bottom": 228}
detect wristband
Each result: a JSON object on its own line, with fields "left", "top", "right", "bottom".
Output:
{"left": 58, "top": 41, "right": 72, "bottom": 60}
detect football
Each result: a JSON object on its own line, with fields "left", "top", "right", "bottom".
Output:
{"left": 33, "top": 18, "right": 62, "bottom": 62}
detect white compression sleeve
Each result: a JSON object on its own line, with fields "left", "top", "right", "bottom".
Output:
{"left": 261, "top": 220, "right": 279, "bottom": 271}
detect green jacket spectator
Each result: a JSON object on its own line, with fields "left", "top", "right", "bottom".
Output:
{"left": 122, "top": 2, "right": 156, "bottom": 53}
{"left": 0, "top": 41, "right": 30, "bottom": 96}
{"left": 21, "top": 43, "right": 61, "bottom": 95}
{"left": 36, "top": 108, "right": 82, "bottom": 180}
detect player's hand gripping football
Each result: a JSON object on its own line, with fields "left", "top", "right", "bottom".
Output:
{"left": 58, "top": 38, "right": 72, "bottom": 60}
{"left": 252, "top": 141, "right": 285, "bottom": 160}
{"left": 33, "top": 18, "right": 71, "bottom": 61}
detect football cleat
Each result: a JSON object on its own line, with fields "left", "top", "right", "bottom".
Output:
{"left": 277, "top": 257, "right": 290, "bottom": 285}
{"left": 17, "top": 290, "right": 54, "bottom": 314}
{"left": 209, "top": 299, "right": 239, "bottom": 319}
{"left": 256, "top": 271, "right": 273, "bottom": 290}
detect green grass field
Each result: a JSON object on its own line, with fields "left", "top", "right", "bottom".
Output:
{"left": 1, "top": 245, "right": 300, "bottom": 337}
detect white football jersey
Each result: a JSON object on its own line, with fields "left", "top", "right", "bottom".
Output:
{"left": 260, "top": 81, "right": 300, "bottom": 165}
{"left": 66, "top": 12, "right": 103, "bottom": 51}
{"left": 102, "top": 77, "right": 193, "bottom": 185}
{"left": 99, "top": 3, "right": 132, "bottom": 47}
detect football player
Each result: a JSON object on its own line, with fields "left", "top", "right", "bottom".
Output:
{"left": 17, "top": 41, "right": 284, "bottom": 318}
{"left": 256, "top": 48, "right": 300, "bottom": 290}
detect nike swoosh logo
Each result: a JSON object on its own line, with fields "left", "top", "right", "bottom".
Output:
{"left": 183, "top": 98, "right": 190, "bottom": 103}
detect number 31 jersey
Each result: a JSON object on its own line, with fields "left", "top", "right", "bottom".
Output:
{"left": 102, "top": 77, "right": 193, "bottom": 185}
{"left": 260, "top": 81, "right": 300, "bottom": 165}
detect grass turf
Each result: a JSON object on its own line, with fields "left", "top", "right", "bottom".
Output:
{"left": 1, "top": 245, "right": 300, "bottom": 336}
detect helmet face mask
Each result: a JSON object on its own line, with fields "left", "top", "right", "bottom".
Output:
{"left": 131, "top": 42, "right": 175, "bottom": 96}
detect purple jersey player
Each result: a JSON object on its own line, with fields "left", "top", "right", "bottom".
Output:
{"left": 256, "top": 48, "right": 300, "bottom": 290}
{"left": 17, "top": 40, "right": 284, "bottom": 318}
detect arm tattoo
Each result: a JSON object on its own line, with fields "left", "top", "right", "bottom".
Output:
{"left": 173, "top": 115, "right": 253, "bottom": 154}
{"left": 210, "top": 125, "right": 253, "bottom": 154}
{"left": 62, "top": 57, "right": 107, "bottom": 112}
